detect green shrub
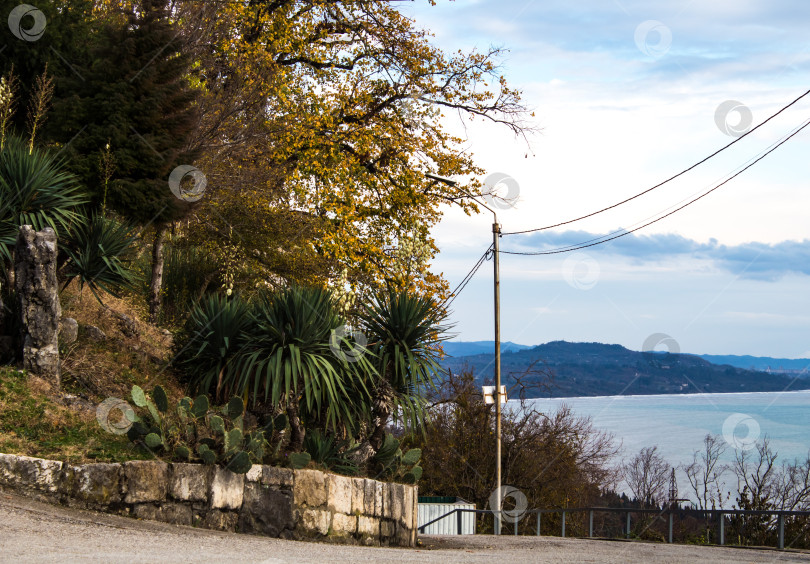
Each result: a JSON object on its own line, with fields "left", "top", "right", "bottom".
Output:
{"left": 125, "top": 384, "right": 288, "bottom": 473}
{"left": 234, "top": 285, "right": 375, "bottom": 448}
{"left": 0, "top": 136, "right": 88, "bottom": 282}
{"left": 173, "top": 293, "right": 252, "bottom": 402}
{"left": 62, "top": 213, "right": 141, "bottom": 301}
{"left": 159, "top": 245, "right": 220, "bottom": 323}
{"left": 371, "top": 432, "right": 422, "bottom": 483}
{"left": 303, "top": 429, "right": 359, "bottom": 475}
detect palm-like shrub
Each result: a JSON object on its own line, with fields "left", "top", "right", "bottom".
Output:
{"left": 62, "top": 213, "right": 141, "bottom": 301}
{"left": 235, "top": 285, "right": 375, "bottom": 451}
{"left": 159, "top": 245, "right": 220, "bottom": 323}
{"left": 360, "top": 290, "right": 449, "bottom": 453}
{"left": 174, "top": 293, "right": 252, "bottom": 402}
{"left": 303, "top": 429, "right": 359, "bottom": 475}
{"left": 0, "top": 136, "right": 88, "bottom": 278}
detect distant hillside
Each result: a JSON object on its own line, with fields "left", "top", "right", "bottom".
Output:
{"left": 698, "top": 354, "right": 810, "bottom": 375}
{"left": 441, "top": 341, "right": 531, "bottom": 357}
{"left": 440, "top": 341, "right": 810, "bottom": 398}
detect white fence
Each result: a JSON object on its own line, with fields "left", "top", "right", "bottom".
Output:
{"left": 417, "top": 498, "right": 476, "bottom": 535}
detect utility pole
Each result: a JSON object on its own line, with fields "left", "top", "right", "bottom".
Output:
{"left": 424, "top": 172, "right": 504, "bottom": 534}
{"left": 493, "top": 219, "right": 502, "bottom": 534}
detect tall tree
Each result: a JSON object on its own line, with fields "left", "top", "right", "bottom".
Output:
{"left": 623, "top": 446, "right": 670, "bottom": 508}
{"left": 174, "top": 0, "right": 532, "bottom": 299}
{"left": 0, "top": 0, "right": 94, "bottom": 133}
{"left": 49, "top": 0, "right": 201, "bottom": 322}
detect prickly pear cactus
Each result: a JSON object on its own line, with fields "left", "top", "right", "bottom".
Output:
{"left": 372, "top": 433, "right": 423, "bottom": 483}
{"left": 123, "top": 388, "right": 272, "bottom": 474}
{"left": 289, "top": 452, "right": 311, "bottom": 469}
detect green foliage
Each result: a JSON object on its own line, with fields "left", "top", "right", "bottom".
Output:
{"left": 0, "top": 0, "right": 94, "bottom": 135}
{"left": 228, "top": 450, "right": 253, "bottom": 474}
{"left": 226, "top": 396, "right": 243, "bottom": 420}
{"left": 124, "top": 385, "right": 277, "bottom": 474}
{"left": 209, "top": 415, "right": 224, "bottom": 434}
{"left": 156, "top": 244, "right": 220, "bottom": 324}
{"left": 131, "top": 385, "right": 147, "bottom": 408}
{"left": 198, "top": 444, "right": 216, "bottom": 465}
{"left": 372, "top": 433, "right": 423, "bottom": 483}
{"left": 153, "top": 385, "right": 169, "bottom": 413}
{"left": 289, "top": 452, "right": 312, "bottom": 470}
{"left": 235, "top": 285, "right": 374, "bottom": 434}
{"left": 0, "top": 366, "right": 151, "bottom": 463}
{"left": 49, "top": 1, "right": 200, "bottom": 224}
{"left": 190, "top": 395, "right": 209, "bottom": 418}
{"left": 401, "top": 447, "right": 422, "bottom": 467}
{"left": 0, "top": 136, "right": 88, "bottom": 280}
{"left": 360, "top": 290, "right": 449, "bottom": 454}
{"left": 174, "top": 293, "right": 252, "bottom": 401}
{"left": 303, "top": 429, "right": 359, "bottom": 476}
{"left": 62, "top": 213, "right": 140, "bottom": 301}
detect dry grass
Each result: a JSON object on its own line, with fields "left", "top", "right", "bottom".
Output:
{"left": 58, "top": 282, "right": 184, "bottom": 403}
{"left": 0, "top": 282, "right": 185, "bottom": 463}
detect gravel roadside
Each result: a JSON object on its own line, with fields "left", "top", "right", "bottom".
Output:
{"left": 1, "top": 493, "right": 808, "bottom": 563}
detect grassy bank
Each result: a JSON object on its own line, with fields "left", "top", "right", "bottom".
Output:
{"left": 0, "top": 366, "right": 151, "bottom": 463}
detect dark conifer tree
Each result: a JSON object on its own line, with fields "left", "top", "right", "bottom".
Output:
{"left": 50, "top": 0, "right": 201, "bottom": 322}
{"left": 0, "top": 0, "right": 94, "bottom": 133}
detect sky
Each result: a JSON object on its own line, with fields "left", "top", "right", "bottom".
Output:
{"left": 400, "top": 0, "right": 810, "bottom": 358}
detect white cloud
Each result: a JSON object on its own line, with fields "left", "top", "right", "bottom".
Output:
{"left": 406, "top": 0, "right": 810, "bottom": 357}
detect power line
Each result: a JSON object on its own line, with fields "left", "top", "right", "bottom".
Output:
{"left": 443, "top": 245, "right": 492, "bottom": 308}
{"left": 500, "top": 116, "right": 810, "bottom": 256}
{"left": 502, "top": 87, "right": 810, "bottom": 236}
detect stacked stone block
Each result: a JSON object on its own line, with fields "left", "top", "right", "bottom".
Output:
{"left": 0, "top": 453, "right": 418, "bottom": 546}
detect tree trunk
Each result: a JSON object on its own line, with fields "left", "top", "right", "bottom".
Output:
{"left": 351, "top": 400, "right": 392, "bottom": 466}
{"left": 149, "top": 224, "right": 167, "bottom": 324}
{"left": 367, "top": 377, "right": 396, "bottom": 451}
{"left": 287, "top": 402, "right": 305, "bottom": 452}
{"left": 368, "top": 403, "right": 392, "bottom": 451}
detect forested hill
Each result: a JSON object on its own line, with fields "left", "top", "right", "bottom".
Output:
{"left": 439, "top": 341, "right": 810, "bottom": 398}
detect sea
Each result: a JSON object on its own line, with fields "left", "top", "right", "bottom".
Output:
{"left": 525, "top": 390, "right": 810, "bottom": 501}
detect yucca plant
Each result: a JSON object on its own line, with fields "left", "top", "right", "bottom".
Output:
{"left": 159, "top": 244, "right": 220, "bottom": 323}
{"left": 174, "top": 293, "right": 252, "bottom": 403}
{"left": 62, "top": 213, "right": 141, "bottom": 301}
{"left": 235, "top": 285, "right": 375, "bottom": 451}
{"left": 303, "top": 429, "right": 359, "bottom": 475}
{"left": 0, "top": 136, "right": 88, "bottom": 282}
{"left": 359, "top": 290, "right": 450, "bottom": 458}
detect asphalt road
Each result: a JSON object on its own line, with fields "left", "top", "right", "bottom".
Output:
{"left": 2, "top": 493, "right": 809, "bottom": 563}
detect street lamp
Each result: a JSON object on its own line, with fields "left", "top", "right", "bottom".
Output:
{"left": 426, "top": 172, "right": 505, "bottom": 534}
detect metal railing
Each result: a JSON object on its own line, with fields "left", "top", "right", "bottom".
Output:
{"left": 417, "top": 506, "right": 810, "bottom": 550}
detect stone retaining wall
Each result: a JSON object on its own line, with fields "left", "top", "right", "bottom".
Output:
{"left": 0, "top": 453, "right": 417, "bottom": 546}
